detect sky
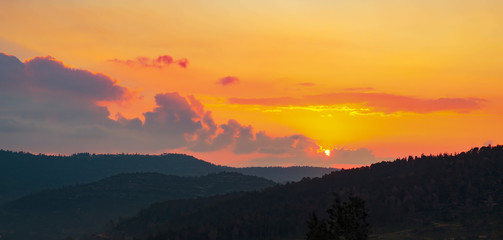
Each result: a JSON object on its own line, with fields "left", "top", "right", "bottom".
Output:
{"left": 1, "top": 0, "right": 502, "bottom": 168}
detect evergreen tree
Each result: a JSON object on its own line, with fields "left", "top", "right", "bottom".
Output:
{"left": 306, "top": 193, "right": 369, "bottom": 240}
{"left": 327, "top": 194, "right": 369, "bottom": 240}
{"left": 306, "top": 212, "right": 330, "bottom": 240}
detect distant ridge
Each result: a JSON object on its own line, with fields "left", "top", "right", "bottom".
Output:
{"left": 0, "top": 150, "right": 335, "bottom": 203}
{"left": 105, "top": 145, "right": 503, "bottom": 240}
{"left": 0, "top": 172, "right": 276, "bottom": 240}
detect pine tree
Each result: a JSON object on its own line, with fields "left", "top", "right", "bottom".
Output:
{"left": 327, "top": 194, "right": 369, "bottom": 240}
{"left": 306, "top": 193, "right": 369, "bottom": 240}
{"left": 306, "top": 212, "right": 330, "bottom": 240}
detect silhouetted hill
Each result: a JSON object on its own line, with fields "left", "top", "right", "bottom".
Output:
{"left": 229, "top": 166, "right": 336, "bottom": 183}
{"left": 0, "top": 172, "right": 276, "bottom": 240}
{"left": 0, "top": 150, "right": 334, "bottom": 204}
{"left": 105, "top": 145, "right": 503, "bottom": 240}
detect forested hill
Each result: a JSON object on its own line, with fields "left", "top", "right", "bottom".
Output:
{"left": 0, "top": 172, "right": 276, "bottom": 240}
{"left": 105, "top": 145, "right": 503, "bottom": 240}
{"left": 0, "top": 150, "right": 334, "bottom": 204}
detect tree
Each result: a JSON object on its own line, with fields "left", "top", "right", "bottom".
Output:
{"left": 306, "top": 212, "right": 330, "bottom": 240}
{"left": 306, "top": 193, "right": 370, "bottom": 240}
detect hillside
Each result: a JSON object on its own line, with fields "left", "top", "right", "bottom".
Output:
{"left": 0, "top": 172, "right": 276, "bottom": 240}
{"left": 0, "top": 150, "right": 334, "bottom": 204}
{"left": 104, "top": 145, "right": 503, "bottom": 240}
{"left": 230, "top": 166, "right": 337, "bottom": 183}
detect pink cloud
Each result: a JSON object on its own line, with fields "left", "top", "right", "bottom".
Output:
{"left": 0, "top": 52, "right": 386, "bottom": 167}
{"left": 0, "top": 53, "right": 321, "bottom": 159}
{"left": 229, "top": 92, "right": 486, "bottom": 114}
{"left": 177, "top": 58, "right": 189, "bottom": 68}
{"left": 247, "top": 147, "right": 389, "bottom": 167}
{"left": 217, "top": 76, "right": 239, "bottom": 86}
{"left": 108, "top": 55, "right": 188, "bottom": 69}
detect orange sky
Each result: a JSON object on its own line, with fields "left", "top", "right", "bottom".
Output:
{"left": 1, "top": 0, "right": 502, "bottom": 167}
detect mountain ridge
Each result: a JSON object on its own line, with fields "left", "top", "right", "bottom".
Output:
{"left": 0, "top": 149, "right": 335, "bottom": 204}
{"left": 0, "top": 172, "right": 277, "bottom": 240}
{"left": 105, "top": 145, "right": 503, "bottom": 240}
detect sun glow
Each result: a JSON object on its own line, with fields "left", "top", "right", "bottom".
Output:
{"left": 317, "top": 146, "right": 332, "bottom": 157}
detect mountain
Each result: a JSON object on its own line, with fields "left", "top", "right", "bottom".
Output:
{"left": 229, "top": 166, "right": 337, "bottom": 183}
{"left": 103, "top": 145, "right": 503, "bottom": 240}
{"left": 0, "top": 172, "right": 276, "bottom": 240}
{"left": 0, "top": 150, "right": 335, "bottom": 204}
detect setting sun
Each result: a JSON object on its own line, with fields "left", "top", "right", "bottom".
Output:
{"left": 1, "top": 1, "right": 502, "bottom": 239}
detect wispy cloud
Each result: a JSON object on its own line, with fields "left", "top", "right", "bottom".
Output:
{"left": 229, "top": 92, "right": 486, "bottom": 114}
{"left": 217, "top": 76, "right": 239, "bottom": 86}
{"left": 108, "top": 55, "right": 189, "bottom": 69}
{"left": 247, "top": 147, "right": 390, "bottom": 167}
{"left": 0, "top": 53, "right": 331, "bottom": 165}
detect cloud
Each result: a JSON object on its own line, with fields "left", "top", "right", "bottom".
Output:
{"left": 187, "top": 117, "right": 317, "bottom": 157}
{"left": 328, "top": 148, "right": 382, "bottom": 165}
{"left": 177, "top": 58, "right": 189, "bottom": 68}
{"left": 25, "top": 56, "right": 132, "bottom": 102}
{"left": 247, "top": 147, "right": 389, "bottom": 167}
{"left": 217, "top": 76, "right": 239, "bottom": 86}
{"left": 229, "top": 92, "right": 485, "bottom": 114}
{"left": 484, "top": 140, "right": 494, "bottom": 146}
{"left": 130, "top": 93, "right": 320, "bottom": 157}
{"left": 108, "top": 55, "right": 189, "bottom": 69}
{"left": 143, "top": 93, "right": 202, "bottom": 137}
{"left": 0, "top": 53, "right": 390, "bottom": 167}
{"left": 0, "top": 53, "right": 328, "bottom": 164}
{"left": 0, "top": 53, "right": 133, "bottom": 125}
{"left": 0, "top": 53, "right": 144, "bottom": 152}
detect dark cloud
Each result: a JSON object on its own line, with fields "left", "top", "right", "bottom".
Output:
{"left": 0, "top": 53, "right": 140, "bottom": 152}
{"left": 0, "top": 53, "right": 319, "bottom": 159}
{"left": 217, "top": 76, "right": 239, "bottom": 86}
{"left": 25, "top": 56, "right": 132, "bottom": 102}
{"left": 0, "top": 53, "right": 133, "bottom": 125}
{"left": 143, "top": 92, "right": 202, "bottom": 136}
{"left": 0, "top": 53, "right": 25, "bottom": 90}
{"left": 188, "top": 118, "right": 316, "bottom": 157}
{"left": 0, "top": 53, "right": 383, "bottom": 167}
{"left": 115, "top": 113, "right": 143, "bottom": 130}
{"left": 108, "top": 55, "right": 189, "bottom": 69}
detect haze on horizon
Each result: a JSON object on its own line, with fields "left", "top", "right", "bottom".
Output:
{"left": 1, "top": 0, "right": 502, "bottom": 168}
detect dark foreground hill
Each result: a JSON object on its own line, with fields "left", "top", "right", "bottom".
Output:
{"left": 0, "top": 150, "right": 334, "bottom": 204}
{"left": 0, "top": 172, "right": 276, "bottom": 240}
{"left": 102, "top": 145, "right": 503, "bottom": 240}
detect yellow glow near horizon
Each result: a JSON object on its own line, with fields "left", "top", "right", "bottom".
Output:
{"left": 0, "top": 0, "right": 502, "bottom": 164}
{"left": 325, "top": 150, "right": 330, "bottom": 157}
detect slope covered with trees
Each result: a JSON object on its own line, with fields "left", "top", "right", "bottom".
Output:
{"left": 103, "top": 145, "right": 503, "bottom": 240}
{"left": 0, "top": 150, "right": 334, "bottom": 204}
{"left": 0, "top": 172, "right": 276, "bottom": 240}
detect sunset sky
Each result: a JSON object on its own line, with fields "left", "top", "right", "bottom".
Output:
{"left": 1, "top": 0, "right": 502, "bottom": 167}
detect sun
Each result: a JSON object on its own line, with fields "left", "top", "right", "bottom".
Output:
{"left": 324, "top": 149, "right": 330, "bottom": 157}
